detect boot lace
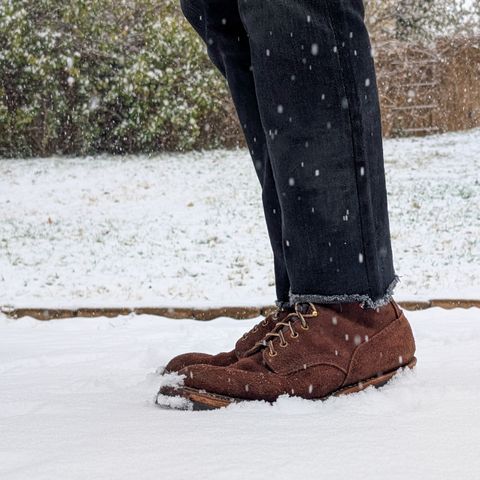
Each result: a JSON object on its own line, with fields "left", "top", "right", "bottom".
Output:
{"left": 241, "top": 307, "right": 284, "bottom": 341}
{"left": 247, "top": 303, "right": 318, "bottom": 357}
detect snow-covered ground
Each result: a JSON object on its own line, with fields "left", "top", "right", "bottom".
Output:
{"left": 1, "top": 307, "right": 480, "bottom": 479}
{"left": 1, "top": 128, "right": 479, "bottom": 308}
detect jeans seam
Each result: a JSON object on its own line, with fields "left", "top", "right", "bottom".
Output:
{"left": 322, "top": 0, "right": 372, "bottom": 297}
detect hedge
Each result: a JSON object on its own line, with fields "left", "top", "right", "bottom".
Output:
{"left": 2, "top": 2, "right": 477, "bottom": 157}
{"left": 0, "top": 0, "right": 234, "bottom": 157}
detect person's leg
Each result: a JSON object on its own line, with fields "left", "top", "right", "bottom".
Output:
{"left": 159, "top": 0, "right": 296, "bottom": 376}
{"left": 158, "top": 0, "right": 417, "bottom": 409}
{"left": 237, "top": 0, "right": 397, "bottom": 308}
{"left": 180, "top": 0, "right": 291, "bottom": 307}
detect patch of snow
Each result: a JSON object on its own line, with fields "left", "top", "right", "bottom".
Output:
{"left": 0, "top": 128, "right": 479, "bottom": 307}
{"left": 155, "top": 371, "right": 191, "bottom": 410}
{"left": 1, "top": 307, "right": 480, "bottom": 479}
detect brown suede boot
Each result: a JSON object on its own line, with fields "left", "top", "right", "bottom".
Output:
{"left": 158, "top": 300, "right": 416, "bottom": 409}
{"left": 161, "top": 306, "right": 294, "bottom": 373}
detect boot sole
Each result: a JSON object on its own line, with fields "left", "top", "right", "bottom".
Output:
{"left": 156, "top": 356, "right": 417, "bottom": 411}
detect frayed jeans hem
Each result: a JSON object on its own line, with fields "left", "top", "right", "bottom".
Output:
{"left": 289, "top": 276, "right": 400, "bottom": 309}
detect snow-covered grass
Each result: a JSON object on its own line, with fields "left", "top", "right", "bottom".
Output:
{"left": 0, "top": 128, "right": 479, "bottom": 308}
{"left": 1, "top": 307, "right": 480, "bottom": 479}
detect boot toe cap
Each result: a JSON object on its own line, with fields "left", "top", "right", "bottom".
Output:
{"left": 164, "top": 352, "right": 214, "bottom": 373}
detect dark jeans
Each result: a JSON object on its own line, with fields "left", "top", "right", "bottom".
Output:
{"left": 180, "top": 0, "right": 398, "bottom": 308}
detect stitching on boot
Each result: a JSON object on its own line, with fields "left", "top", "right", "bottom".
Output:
{"left": 286, "top": 360, "right": 348, "bottom": 376}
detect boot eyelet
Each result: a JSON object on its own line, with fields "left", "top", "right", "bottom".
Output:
{"left": 301, "top": 324, "right": 309, "bottom": 331}
{"left": 269, "top": 351, "right": 278, "bottom": 357}
{"left": 290, "top": 332, "right": 299, "bottom": 338}
{"left": 252, "top": 326, "right": 258, "bottom": 333}
{"left": 280, "top": 341, "right": 288, "bottom": 348}
{"left": 261, "top": 320, "right": 268, "bottom": 327}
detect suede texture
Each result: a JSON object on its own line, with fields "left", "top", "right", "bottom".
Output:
{"left": 163, "top": 308, "right": 293, "bottom": 373}
{"left": 343, "top": 313, "right": 416, "bottom": 386}
{"left": 167, "top": 301, "right": 416, "bottom": 401}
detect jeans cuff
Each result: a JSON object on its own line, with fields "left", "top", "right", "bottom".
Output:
{"left": 289, "top": 276, "right": 400, "bottom": 310}
{"left": 275, "top": 300, "right": 293, "bottom": 309}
